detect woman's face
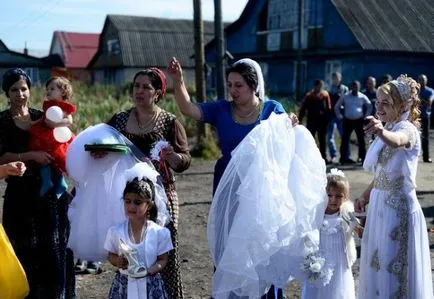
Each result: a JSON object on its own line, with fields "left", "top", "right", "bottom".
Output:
{"left": 376, "top": 91, "right": 400, "bottom": 123}
{"left": 227, "top": 72, "right": 255, "bottom": 105}
{"left": 8, "top": 79, "right": 30, "bottom": 107}
{"left": 132, "top": 75, "right": 159, "bottom": 107}
{"left": 124, "top": 192, "right": 149, "bottom": 221}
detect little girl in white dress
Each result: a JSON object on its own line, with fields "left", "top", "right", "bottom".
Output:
{"left": 302, "top": 168, "right": 358, "bottom": 299}
{"left": 104, "top": 163, "right": 173, "bottom": 299}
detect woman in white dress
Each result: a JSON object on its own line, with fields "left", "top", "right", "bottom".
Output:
{"left": 302, "top": 169, "right": 357, "bottom": 299}
{"left": 356, "top": 75, "right": 434, "bottom": 298}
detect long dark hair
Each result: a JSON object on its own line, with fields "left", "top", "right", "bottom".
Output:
{"left": 123, "top": 178, "right": 158, "bottom": 221}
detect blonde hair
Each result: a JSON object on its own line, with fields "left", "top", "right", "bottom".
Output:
{"left": 377, "top": 75, "right": 420, "bottom": 129}
{"left": 46, "top": 76, "right": 73, "bottom": 101}
{"left": 326, "top": 174, "right": 350, "bottom": 200}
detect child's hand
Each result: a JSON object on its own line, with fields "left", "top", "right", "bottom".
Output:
{"left": 355, "top": 196, "right": 368, "bottom": 212}
{"left": 288, "top": 113, "right": 299, "bottom": 127}
{"left": 117, "top": 256, "right": 129, "bottom": 269}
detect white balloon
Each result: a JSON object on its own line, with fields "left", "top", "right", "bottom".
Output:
{"left": 54, "top": 127, "right": 72, "bottom": 143}
{"left": 46, "top": 106, "right": 63, "bottom": 122}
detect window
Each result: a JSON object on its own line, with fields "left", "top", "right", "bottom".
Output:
{"left": 267, "top": 32, "right": 281, "bottom": 51}
{"left": 24, "top": 68, "right": 39, "bottom": 84}
{"left": 293, "top": 61, "right": 308, "bottom": 95}
{"left": 325, "top": 60, "right": 342, "bottom": 86}
{"left": 107, "top": 39, "right": 120, "bottom": 55}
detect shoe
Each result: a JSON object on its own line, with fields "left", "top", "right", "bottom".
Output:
{"left": 340, "top": 159, "right": 355, "bottom": 165}
{"left": 423, "top": 158, "right": 433, "bottom": 163}
{"left": 74, "top": 259, "right": 87, "bottom": 274}
{"left": 86, "top": 261, "right": 102, "bottom": 275}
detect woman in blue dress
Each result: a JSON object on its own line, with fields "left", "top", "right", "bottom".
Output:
{"left": 167, "top": 57, "right": 289, "bottom": 298}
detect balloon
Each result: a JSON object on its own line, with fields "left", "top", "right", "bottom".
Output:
{"left": 53, "top": 127, "right": 72, "bottom": 143}
{"left": 46, "top": 106, "right": 63, "bottom": 122}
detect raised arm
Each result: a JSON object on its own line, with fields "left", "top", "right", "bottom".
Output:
{"left": 364, "top": 116, "right": 412, "bottom": 148}
{"left": 167, "top": 57, "right": 202, "bottom": 121}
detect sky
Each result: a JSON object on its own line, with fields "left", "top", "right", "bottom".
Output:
{"left": 0, "top": 0, "right": 248, "bottom": 57}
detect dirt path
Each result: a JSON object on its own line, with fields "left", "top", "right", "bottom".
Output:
{"left": 1, "top": 135, "right": 433, "bottom": 298}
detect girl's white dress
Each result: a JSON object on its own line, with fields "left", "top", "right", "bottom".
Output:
{"left": 104, "top": 220, "right": 173, "bottom": 299}
{"left": 302, "top": 207, "right": 356, "bottom": 299}
{"left": 360, "top": 120, "right": 434, "bottom": 298}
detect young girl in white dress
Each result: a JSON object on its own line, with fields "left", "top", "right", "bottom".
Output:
{"left": 357, "top": 75, "right": 434, "bottom": 298}
{"left": 302, "top": 168, "right": 357, "bottom": 299}
{"left": 104, "top": 163, "right": 173, "bottom": 299}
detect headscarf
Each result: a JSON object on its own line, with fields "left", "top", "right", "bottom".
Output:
{"left": 2, "top": 68, "right": 32, "bottom": 96}
{"left": 233, "top": 58, "right": 265, "bottom": 101}
{"left": 149, "top": 67, "right": 167, "bottom": 98}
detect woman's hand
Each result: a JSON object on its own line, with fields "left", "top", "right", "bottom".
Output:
{"left": 288, "top": 113, "right": 299, "bottom": 127}
{"left": 167, "top": 57, "right": 183, "bottom": 83}
{"left": 29, "top": 151, "right": 53, "bottom": 165}
{"left": 0, "top": 161, "right": 26, "bottom": 178}
{"left": 161, "top": 145, "right": 182, "bottom": 168}
{"left": 363, "top": 116, "right": 384, "bottom": 136}
{"left": 90, "top": 151, "right": 108, "bottom": 159}
{"left": 355, "top": 195, "right": 369, "bottom": 213}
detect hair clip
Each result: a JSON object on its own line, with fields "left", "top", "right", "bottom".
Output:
{"left": 328, "top": 168, "right": 345, "bottom": 178}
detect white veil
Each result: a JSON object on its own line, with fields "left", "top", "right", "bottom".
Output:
{"left": 66, "top": 124, "right": 169, "bottom": 261}
{"left": 208, "top": 113, "right": 327, "bottom": 298}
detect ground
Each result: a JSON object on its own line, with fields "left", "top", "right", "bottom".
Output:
{"left": 1, "top": 132, "right": 433, "bottom": 299}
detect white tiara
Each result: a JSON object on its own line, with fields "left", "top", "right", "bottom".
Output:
{"left": 328, "top": 168, "right": 345, "bottom": 178}
{"left": 390, "top": 75, "right": 411, "bottom": 103}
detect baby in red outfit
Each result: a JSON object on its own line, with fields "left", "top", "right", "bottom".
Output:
{"left": 29, "top": 76, "right": 76, "bottom": 197}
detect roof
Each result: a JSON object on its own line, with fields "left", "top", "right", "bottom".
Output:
{"left": 0, "top": 39, "right": 59, "bottom": 68}
{"left": 51, "top": 31, "right": 99, "bottom": 68}
{"left": 329, "top": 0, "right": 434, "bottom": 53}
{"left": 93, "top": 15, "right": 216, "bottom": 68}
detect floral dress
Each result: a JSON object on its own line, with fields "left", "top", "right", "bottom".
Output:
{"left": 108, "top": 109, "right": 191, "bottom": 299}
{"left": 358, "top": 121, "right": 434, "bottom": 298}
{"left": 0, "top": 109, "right": 75, "bottom": 299}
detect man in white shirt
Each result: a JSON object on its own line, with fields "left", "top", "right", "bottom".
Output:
{"left": 335, "top": 81, "right": 372, "bottom": 164}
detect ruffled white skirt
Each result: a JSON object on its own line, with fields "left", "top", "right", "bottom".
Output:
{"left": 207, "top": 113, "right": 328, "bottom": 298}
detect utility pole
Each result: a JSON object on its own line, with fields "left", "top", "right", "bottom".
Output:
{"left": 296, "top": 0, "right": 304, "bottom": 102}
{"left": 193, "top": 0, "right": 207, "bottom": 146}
{"left": 214, "top": 0, "right": 226, "bottom": 99}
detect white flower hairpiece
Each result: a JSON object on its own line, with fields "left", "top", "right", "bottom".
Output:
{"left": 150, "top": 140, "right": 169, "bottom": 161}
{"left": 328, "top": 168, "right": 345, "bottom": 178}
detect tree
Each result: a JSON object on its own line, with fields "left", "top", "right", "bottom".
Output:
{"left": 214, "top": 0, "right": 226, "bottom": 99}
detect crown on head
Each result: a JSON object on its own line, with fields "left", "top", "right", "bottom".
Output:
{"left": 390, "top": 75, "right": 411, "bottom": 102}
{"left": 328, "top": 168, "right": 345, "bottom": 178}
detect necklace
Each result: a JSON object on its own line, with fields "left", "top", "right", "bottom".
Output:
{"left": 135, "top": 108, "right": 159, "bottom": 131}
{"left": 128, "top": 221, "right": 147, "bottom": 244}
{"left": 232, "top": 102, "right": 260, "bottom": 119}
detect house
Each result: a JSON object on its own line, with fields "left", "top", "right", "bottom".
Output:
{"left": 205, "top": 0, "right": 434, "bottom": 98}
{"left": 88, "top": 14, "right": 216, "bottom": 88}
{"left": 0, "top": 39, "right": 63, "bottom": 88}
{"left": 49, "top": 31, "right": 100, "bottom": 83}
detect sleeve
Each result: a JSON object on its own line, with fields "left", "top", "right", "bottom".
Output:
{"left": 104, "top": 226, "right": 120, "bottom": 254}
{"left": 334, "top": 96, "right": 344, "bottom": 119}
{"left": 168, "top": 118, "right": 191, "bottom": 172}
{"left": 196, "top": 99, "right": 226, "bottom": 126}
{"left": 363, "top": 95, "right": 373, "bottom": 117}
{"left": 157, "top": 227, "right": 174, "bottom": 256}
{"left": 0, "top": 118, "right": 7, "bottom": 156}
{"left": 395, "top": 121, "right": 419, "bottom": 151}
{"left": 272, "top": 101, "right": 286, "bottom": 114}
{"left": 325, "top": 92, "right": 332, "bottom": 111}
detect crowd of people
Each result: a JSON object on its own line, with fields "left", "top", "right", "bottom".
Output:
{"left": 299, "top": 72, "right": 434, "bottom": 165}
{"left": 0, "top": 58, "right": 433, "bottom": 299}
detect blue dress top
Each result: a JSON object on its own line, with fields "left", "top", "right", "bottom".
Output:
{"left": 197, "top": 99, "right": 286, "bottom": 192}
